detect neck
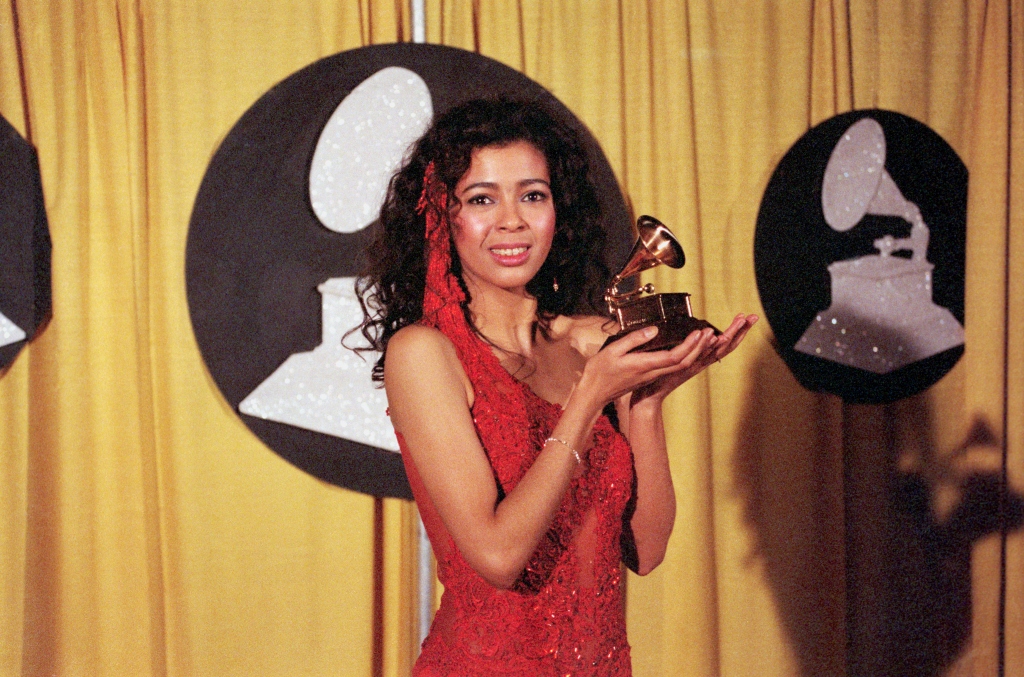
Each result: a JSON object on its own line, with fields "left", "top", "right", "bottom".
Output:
{"left": 462, "top": 274, "right": 539, "bottom": 356}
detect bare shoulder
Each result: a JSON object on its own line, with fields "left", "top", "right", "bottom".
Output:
{"left": 552, "top": 314, "right": 618, "bottom": 359}
{"left": 384, "top": 324, "right": 474, "bottom": 413}
{"left": 386, "top": 323, "right": 453, "bottom": 358}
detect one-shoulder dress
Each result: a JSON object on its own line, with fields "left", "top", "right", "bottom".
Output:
{"left": 396, "top": 323, "right": 636, "bottom": 677}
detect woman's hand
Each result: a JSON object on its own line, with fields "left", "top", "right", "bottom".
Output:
{"left": 614, "top": 313, "right": 756, "bottom": 575}
{"left": 628, "top": 313, "right": 758, "bottom": 409}
{"left": 574, "top": 322, "right": 717, "bottom": 414}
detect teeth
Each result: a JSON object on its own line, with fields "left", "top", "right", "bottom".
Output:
{"left": 492, "top": 247, "right": 528, "bottom": 256}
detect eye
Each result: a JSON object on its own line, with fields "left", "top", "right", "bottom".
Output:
{"left": 466, "top": 193, "right": 493, "bottom": 205}
{"left": 523, "top": 190, "right": 549, "bottom": 202}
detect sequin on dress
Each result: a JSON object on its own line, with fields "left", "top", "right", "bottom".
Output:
{"left": 395, "top": 164, "right": 635, "bottom": 676}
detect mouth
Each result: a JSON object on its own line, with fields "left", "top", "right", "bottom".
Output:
{"left": 488, "top": 244, "right": 531, "bottom": 266}
{"left": 491, "top": 245, "right": 532, "bottom": 256}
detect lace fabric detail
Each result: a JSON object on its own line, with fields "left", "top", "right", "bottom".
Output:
{"left": 400, "top": 364, "right": 634, "bottom": 676}
{"left": 400, "top": 163, "right": 634, "bottom": 675}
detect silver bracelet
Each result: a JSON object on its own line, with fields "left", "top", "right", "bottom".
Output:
{"left": 545, "top": 436, "right": 582, "bottom": 465}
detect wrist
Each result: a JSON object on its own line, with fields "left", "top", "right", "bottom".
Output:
{"left": 564, "top": 371, "right": 606, "bottom": 427}
{"left": 545, "top": 436, "right": 582, "bottom": 465}
{"left": 629, "top": 394, "right": 665, "bottom": 418}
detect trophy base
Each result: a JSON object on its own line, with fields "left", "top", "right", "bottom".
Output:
{"left": 603, "top": 315, "right": 719, "bottom": 352}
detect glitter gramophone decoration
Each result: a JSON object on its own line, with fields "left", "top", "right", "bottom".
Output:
{"left": 792, "top": 116, "right": 964, "bottom": 373}
{"left": 604, "top": 215, "right": 718, "bottom": 352}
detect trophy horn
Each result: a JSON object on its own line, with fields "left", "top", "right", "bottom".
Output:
{"left": 603, "top": 214, "right": 716, "bottom": 351}
{"left": 612, "top": 215, "right": 686, "bottom": 286}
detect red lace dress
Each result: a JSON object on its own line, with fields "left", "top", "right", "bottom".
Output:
{"left": 397, "top": 325, "right": 635, "bottom": 676}
{"left": 396, "top": 164, "right": 635, "bottom": 675}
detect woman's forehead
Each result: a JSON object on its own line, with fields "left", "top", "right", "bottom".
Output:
{"left": 461, "top": 142, "right": 549, "bottom": 181}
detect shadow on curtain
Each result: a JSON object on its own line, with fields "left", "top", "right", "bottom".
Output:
{"left": 735, "top": 341, "right": 1023, "bottom": 677}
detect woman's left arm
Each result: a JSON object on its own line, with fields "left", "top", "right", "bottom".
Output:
{"left": 619, "top": 314, "right": 758, "bottom": 575}
{"left": 617, "top": 394, "right": 676, "bottom": 575}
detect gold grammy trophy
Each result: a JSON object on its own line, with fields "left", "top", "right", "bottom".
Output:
{"left": 604, "top": 215, "right": 718, "bottom": 352}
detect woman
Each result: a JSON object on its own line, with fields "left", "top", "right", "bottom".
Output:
{"left": 358, "top": 98, "right": 755, "bottom": 676}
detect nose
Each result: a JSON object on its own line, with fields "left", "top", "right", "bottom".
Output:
{"left": 498, "top": 202, "right": 527, "bottom": 232}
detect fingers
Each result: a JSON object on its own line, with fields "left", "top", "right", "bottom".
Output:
{"left": 606, "top": 325, "right": 661, "bottom": 355}
{"left": 719, "top": 313, "right": 755, "bottom": 340}
{"left": 640, "top": 328, "right": 715, "bottom": 377}
{"left": 670, "top": 327, "right": 716, "bottom": 362}
{"left": 630, "top": 330, "right": 719, "bottom": 398}
{"left": 597, "top": 318, "right": 752, "bottom": 401}
{"left": 711, "top": 314, "right": 758, "bottom": 360}
{"left": 607, "top": 324, "right": 704, "bottom": 365}
{"left": 603, "top": 327, "right": 710, "bottom": 388}
{"left": 616, "top": 314, "right": 757, "bottom": 403}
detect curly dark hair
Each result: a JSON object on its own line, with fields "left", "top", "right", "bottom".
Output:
{"left": 356, "top": 97, "right": 610, "bottom": 382}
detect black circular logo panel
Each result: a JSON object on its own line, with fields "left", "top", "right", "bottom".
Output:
{"left": 186, "top": 44, "right": 632, "bottom": 498}
{"left": 0, "top": 114, "right": 51, "bottom": 372}
{"left": 754, "top": 110, "right": 967, "bottom": 404}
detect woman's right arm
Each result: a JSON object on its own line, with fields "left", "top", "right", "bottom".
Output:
{"left": 385, "top": 323, "right": 684, "bottom": 589}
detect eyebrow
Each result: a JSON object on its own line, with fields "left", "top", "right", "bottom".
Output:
{"left": 459, "top": 178, "right": 551, "bottom": 193}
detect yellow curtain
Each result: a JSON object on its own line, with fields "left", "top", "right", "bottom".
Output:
{"left": 0, "top": 1, "right": 1020, "bottom": 676}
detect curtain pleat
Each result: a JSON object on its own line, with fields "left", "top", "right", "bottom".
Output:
{"left": 0, "top": 3, "right": 30, "bottom": 663}
{"left": 0, "top": 1, "right": 1020, "bottom": 676}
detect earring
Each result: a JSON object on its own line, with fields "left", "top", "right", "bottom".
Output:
{"left": 552, "top": 277, "right": 559, "bottom": 293}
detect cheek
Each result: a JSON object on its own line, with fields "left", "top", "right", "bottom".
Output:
{"left": 450, "top": 219, "right": 485, "bottom": 269}
{"left": 451, "top": 231, "right": 470, "bottom": 267}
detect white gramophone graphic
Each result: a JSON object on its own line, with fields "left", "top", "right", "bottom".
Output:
{"left": 794, "top": 117, "right": 965, "bottom": 374}
{"left": 239, "top": 67, "right": 433, "bottom": 451}
{"left": 0, "top": 310, "right": 26, "bottom": 348}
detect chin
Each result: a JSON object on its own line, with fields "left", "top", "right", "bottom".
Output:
{"left": 464, "top": 264, "right": 543, "bottom": 294}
